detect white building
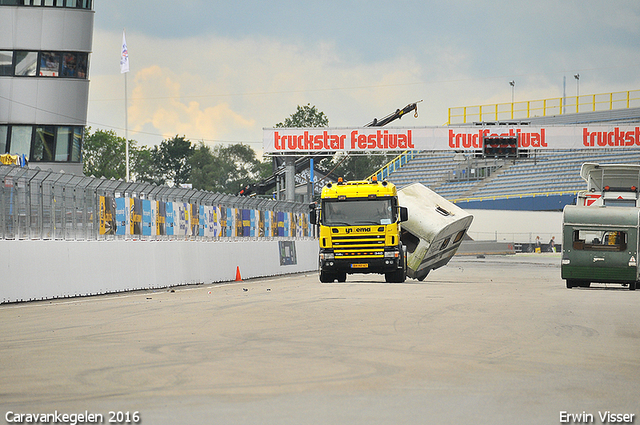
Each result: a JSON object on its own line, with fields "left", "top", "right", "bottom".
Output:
{"left": 0, "top": 0, "right": 93, "bottom": 175}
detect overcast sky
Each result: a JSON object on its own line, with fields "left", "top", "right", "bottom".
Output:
{"left": 87, "top": 0, "right": 640, "bottom": 150}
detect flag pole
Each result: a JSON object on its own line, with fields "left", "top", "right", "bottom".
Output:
{"left": 125, "top": 71, "right": 129, "bottom": 182}
{"left": 121, "top": 29, "right": 130, "bottom": 182}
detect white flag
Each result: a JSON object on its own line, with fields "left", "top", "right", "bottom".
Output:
{"left": 120, "top": 30, "right": 129, "bottom": 74}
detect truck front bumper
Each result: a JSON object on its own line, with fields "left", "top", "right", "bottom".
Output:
{"left": 320, "top": 256, "right": 401, "bottom": 274}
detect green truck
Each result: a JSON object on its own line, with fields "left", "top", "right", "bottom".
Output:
{"left": 562, "top": 163, "right": 640, "bottom": 290}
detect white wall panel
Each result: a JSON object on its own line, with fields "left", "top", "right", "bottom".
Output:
{"left": 13, "top": 8, "right": 43, "bottom": 50}
{"left": 0, "top": 239, "right": 319, "bottom": 303}
{"left": 1, "top": 8, "right": 94, "bottom": 52}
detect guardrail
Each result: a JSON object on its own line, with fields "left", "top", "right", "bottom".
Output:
{"left": 0, "top": 165, "right": 311, "bottom": 241}
{"left": 448, "top": 89, "right": 640, "bottom": 124}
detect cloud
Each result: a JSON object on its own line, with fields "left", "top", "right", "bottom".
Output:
{"left": 89, "top": 31, "right": 434, "bottom": 147}
{"left": 128, "top": 65, "right": 255, "bottom": 146}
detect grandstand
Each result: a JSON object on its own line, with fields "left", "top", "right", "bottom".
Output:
{"left": 378, "top": 91, "right": 640, "bottom": 211}
{"left": 386, "top": 148, "right": 640, "bottom": 210}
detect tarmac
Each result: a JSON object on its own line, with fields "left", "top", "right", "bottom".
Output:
{"left": 1, "top": 253, "right": 639, "bottom": 425}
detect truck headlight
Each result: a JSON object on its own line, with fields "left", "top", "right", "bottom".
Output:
{"left": 321, "top": 252, "right": 335, "bottom": 260}
{"left": 384, "top": 251, "right": 399, "bottom": 258}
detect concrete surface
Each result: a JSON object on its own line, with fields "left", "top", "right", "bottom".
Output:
{"left": 1, "top": 253, "right": 639, "bottom": 425}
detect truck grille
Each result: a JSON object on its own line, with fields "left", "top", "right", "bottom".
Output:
{"left": 332, "top": 234, "right": 385, "bottom": 258}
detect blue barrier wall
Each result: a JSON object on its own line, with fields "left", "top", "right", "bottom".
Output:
{"left": 454, "top": 193, "right": 576, "bottom": 211}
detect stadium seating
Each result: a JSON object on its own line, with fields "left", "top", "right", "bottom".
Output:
{"left": 386, "top": 149, "right": 640, "bottom": 209}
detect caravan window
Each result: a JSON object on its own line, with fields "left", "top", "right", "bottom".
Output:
{"left": 572, "top": 229, "right": 627, "bottom": 251}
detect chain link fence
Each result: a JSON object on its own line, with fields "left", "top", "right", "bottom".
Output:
{"left": 0, "top": 165, "right": 312, "bottom": 241}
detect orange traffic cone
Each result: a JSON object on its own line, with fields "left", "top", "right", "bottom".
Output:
{"left": 235, "top": 266, "right": 242, "bottom": 281}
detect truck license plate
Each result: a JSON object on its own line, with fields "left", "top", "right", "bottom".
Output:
{"left": 351, "top": 263, "right": 368, "bottom": 269}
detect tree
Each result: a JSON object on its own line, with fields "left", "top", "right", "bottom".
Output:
{"left": 151, "top": 135, "right": 194, "bottom": 186}
{"left": 275, "top": 103, "right": 328, "bottom": 128}
{"left": 189, "top": 142, "right": 270, "bottom": 194}
{"left": 82, "top": 127, "right": 154, "bottom": 181}
{"left": 132, "top": 147, "right": 159, "bottom": 185}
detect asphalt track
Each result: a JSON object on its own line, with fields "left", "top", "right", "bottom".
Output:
{"left": 1, "top": 253, "right": 639, "bottom": 425}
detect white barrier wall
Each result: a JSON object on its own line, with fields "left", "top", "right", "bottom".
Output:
{"left": 0, "top": 239, "right": 319, "bottom": 303}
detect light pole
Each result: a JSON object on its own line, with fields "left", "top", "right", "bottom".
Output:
{"left": 509, "top": 80, "right": 515, "bottom": 103}
{"left": 574, "top": 74, "right": 580, "bottom": 113}
{"left": 509, "top": 80, "right": 515, "bottom": 118}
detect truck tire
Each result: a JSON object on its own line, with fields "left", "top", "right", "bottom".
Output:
{"left": 629, "top": 281, "right": 637, "bottom": 291}
{"left": 320, "top": 271, "right": 335, "bottom": 283}
{"left": 566, "top": 279, "right": 575, "bottom": 289}
{"left": 385, "top": 268, "right": 406, "bottom": 283}
{"left": 337, "top": 273, "right": 347, "bottom": 283}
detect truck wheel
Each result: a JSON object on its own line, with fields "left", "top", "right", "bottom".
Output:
{"left": 566, "top": 279, "right": 575, "bottom": 289}
{"left": 629, "top": 281, "right": 637, "bottom": 291}
{"left": 337, "top": 273, "right": 347, "bottom": 283}
{"left": 320, "top": 271, "right": 335, "bottom": 283}
{"left": 385, "top": 268, "right": 406, "bottom": 283}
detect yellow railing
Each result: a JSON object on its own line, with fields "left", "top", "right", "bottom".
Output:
{"left": 366, "top": 150, "right": 417, "bottom": 182}
{"left": 448, "top": 89, "right": 640, "bottom": 124}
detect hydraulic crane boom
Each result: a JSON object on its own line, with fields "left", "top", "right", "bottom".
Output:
{"left": 365, "top": 100, "right": 422, "bottom": 127}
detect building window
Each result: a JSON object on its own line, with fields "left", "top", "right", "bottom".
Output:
{"left": 77, "top": 53, "right": 87, "bottom": 78}
{"left": 61, "top": 52, "right": 88, "bottom": 78}
{"left": 40, "top": 52, "right": 60, "bottom": 76}
{"left": 2, "top": 125, "right": 83, "bottom": 162}
{"left": 8, "top": 126, "right": 33, "bottom": 157}
{"left": 71, "top": 127, "right": 82, "bottom": 161}
{"left": 0, "top": 0, "right": 92, "bottom": 7}
{"left": 62, "top": 52, "right": 77, "bottom": 77}
{"left": 33, "top": 126, "right": 56, "bottom": 161}
{"left": 0, "top": 51, "right": 12, "bottom": 75}
{"left": 55, "top": 126, "right": 72, "bottom": 161}
{"left": 0, "top": 126, "right": 7, "bottom": 154}
{"left": 5, "top": 50, "right": 88, "bottom": 79}
{"left": 14, "top": 51, "right": 38, "bottom": 76}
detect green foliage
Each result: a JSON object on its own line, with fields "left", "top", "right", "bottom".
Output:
{"left": 189, "top": 142, "right": 271, "bottom": 194}
{"left": 82, "top": 127, "right": 152, "bottom": 181}
{"left": 150, "top": 135, "right": 194, "bottom": 186}
{"left": 275, "top": 103, "right": 328, "bottom": 128}
{"left": 83, "top": 129, "right": 270, "bottom": 193}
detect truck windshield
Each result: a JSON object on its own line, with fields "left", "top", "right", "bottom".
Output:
{"left": 323, "top": 199, "right": 394, "bottom": 226}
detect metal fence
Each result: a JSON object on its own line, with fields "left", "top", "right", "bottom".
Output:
{"left": 0, "top": 165, "right": 312, "bottom": 241}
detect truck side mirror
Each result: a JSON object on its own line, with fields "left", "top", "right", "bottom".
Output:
{"left": 399, "top": 206, "right": 408, "bottom": 222}
{"left": 309, "top": 202, "right": 317, "bottom": 225}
